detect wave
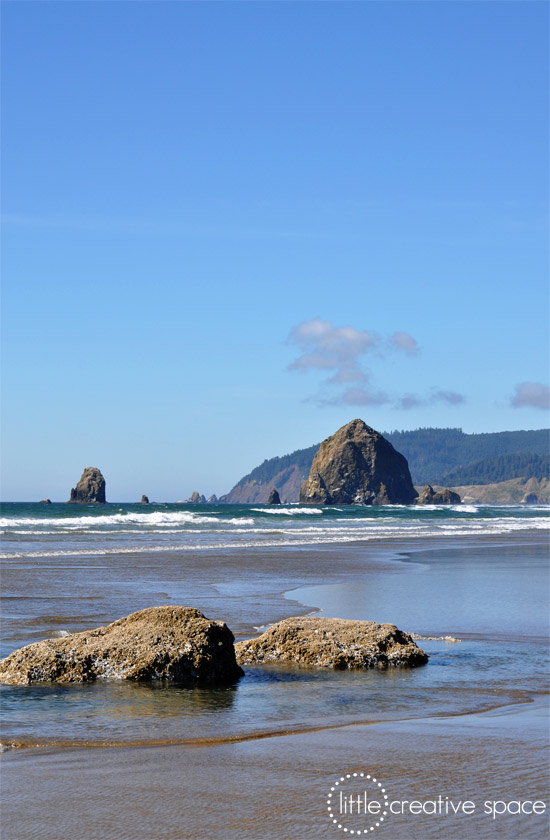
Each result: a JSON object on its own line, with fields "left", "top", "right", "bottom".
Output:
{"left": 0, "top": 511, "right": 213, "bottom": 528}
{"left": 251, "top": 507, "right": 323, "bottom": 515}
{"left": 1, "top": 518, "right": 547, "bottom": 560}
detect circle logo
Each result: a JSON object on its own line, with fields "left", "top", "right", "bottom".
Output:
{"left": 327, "top": 772, "right": 389, "bottom": 834}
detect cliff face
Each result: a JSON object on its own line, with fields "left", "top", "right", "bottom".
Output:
{"left": 68, "top": 467, "right": 106, "bottom": 504}
{"left": 223, "top": 463, "right": 306, "bottom": 504}
{"left": 299, "top": 419, "right": 417, "bottom": 505}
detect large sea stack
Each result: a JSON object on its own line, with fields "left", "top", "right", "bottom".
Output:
{"left": 68, "top": 467, "right": 106, "bottom": 504}
{"left": 299, "top": 419, "right": 417, "bottom": 505}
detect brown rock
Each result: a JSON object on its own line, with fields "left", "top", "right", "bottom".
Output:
{"left": 299, "top": 419, "right": 417, "bottom": 505}
{"left": 68, "top": 467, "right": 106, "bottom": 504}
{"left": 235, "top": 616, "right": 428, "bottom": 669}
{"left": 0, "top": 606, "right": 244, "bottom": 686}
{"left": 416, "top": 484, "right": 461, "bottom": 505}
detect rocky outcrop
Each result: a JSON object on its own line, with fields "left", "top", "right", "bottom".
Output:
{"left": 207, "top": 495, "right": 219, "bottom": 504}
{"left": 39, "top": 499, "right": 52, "bottom": 504}
{"left": 67, "top": 467, "right": 106, "bottom": 504}
{"left": 235, "top": 617, "right": 428, "bottom": 669}
{"left": 299, "top": 420, "right": 417, "bottom": 505}
{"left": 186, "top": 491, "right": 207, "bottom": 504}
{"left": 0, "top": 606, "right": 244, "bottom": 686}
{"left": 522, "top": 492, "right": 541, "bottom": 505}
{"left": 267, "top": 488, "right": 281, "bottom": 505}
{"left": 416, "top": 484, "right": 461, "bottom": 505}
{"left": 139, "top": 495, "right": 150, "bottom": 504}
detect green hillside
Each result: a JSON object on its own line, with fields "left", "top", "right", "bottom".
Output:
{"left": 439, "top": 452, "right": 550, "bottom": 487}
{"left": 233, "top": 443, "right": 320, "bottom": 489}
{"left": 385, "top": 427, "right": 549, "bottom": 485}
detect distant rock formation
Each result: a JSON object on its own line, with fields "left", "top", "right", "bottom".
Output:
{"left": 235, "top": 617, "right": 428, "bottom": 669}
{"left": 139, "top": 495, "right": 149, "bottom": 504}
{"left": 207, "top": 495, "right": 219, "bottom": 504}
{"left": 67, "top": 467, "right": 106, "bottom": 504}
{"left": 39, "top": 499, "right": 52, "bottom": 504}
{"left": 267, "top": 488, "right": 281, "bottom": 505}
{"left": 522, "top": 492, "right": 541, "bottom": 505}
{"left": 186, "top": 491, "right": 207, "bottom": 504}
{"left": 416, "top": 484, "right": 461, "bottom": 505}
{"left": 0, "top": 606, "right": 244, "bottom": 686}
{"left": 299, "top": 419, "right": 417, "bottom": 505}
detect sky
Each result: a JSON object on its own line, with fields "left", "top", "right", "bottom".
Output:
{"left": 1, "top": 0, "right": 548, "bottom": 502}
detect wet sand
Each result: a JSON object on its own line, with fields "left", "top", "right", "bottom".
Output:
{"left": 2, "top": 698, "right": 548, "bottom": 840}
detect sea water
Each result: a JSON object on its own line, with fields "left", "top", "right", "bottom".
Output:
{"left": 0, "top": 503, "right": 548, "bottom": 839}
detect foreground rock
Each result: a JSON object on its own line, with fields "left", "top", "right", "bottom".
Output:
{"left": 235, "top": 617, "right": 428, "bottom": 669}
{"left": 416, "top": 484, "right": 461, "bottom": 505}
{"left": 267, "top": 488, "right": 281, "bottom": 505}
{"left": 299, "top": 419, "right": 417, "bottom": 505}
{"left": 67, "top": 467, "right": 106, "bottom": 504}
{"left": 0, "top": 606, "right": 244, "bottom": 685}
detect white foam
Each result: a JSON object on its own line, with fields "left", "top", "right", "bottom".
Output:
{"left": 251, "top": 507, "right": 323, "bottom": 515}
{"left": 0, "top": 511, "right": 210, "bottom": 528}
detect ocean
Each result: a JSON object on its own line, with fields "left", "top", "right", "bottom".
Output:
{"left": 1, "top": 502, "right": 549, "bottom": 839}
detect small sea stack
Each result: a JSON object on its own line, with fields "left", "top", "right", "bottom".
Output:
{"left": 139, "top": 495, "right": 150, "bottom": 504}
{"left": 67, "top": 467, "right": 106, "bottom": 504}
{"left": 267, "top": 488, "right": 281, "bottom": 505}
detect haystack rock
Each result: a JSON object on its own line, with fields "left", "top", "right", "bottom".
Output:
{"left": 235, "top": 617, "right": 428, "bottom": 669}
{"left": 0, "top": 606, "right": 244, "bottom": 686}
{"left": 416, "top": 484, "right": 461, "bottom": 505}
{"left": 299, "top": 419, "right": 417, "bottom": 505}
{"left": 67, "top": 467, "right": 106, "bottom": 504}
{"left": 267, "top": 488, "right": 281, "bottom": 505}
{"left": 139, "top": 495, "right": 150, "bottom": 504}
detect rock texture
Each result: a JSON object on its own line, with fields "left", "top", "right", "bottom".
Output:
{"left": 68, "top": 467, "right": 106, "bottom": 504}
{"left": 235, "top": 617, "right": 428, "bottom": 669}
{"left": 139, "top": 495, "right": 150, "bottom": 504}
{"left": 0, "top": 606, "right": 244, "bottom": 686}
{"left": 267, "top": 488, "right": 281, "bottom": 505}
{"left": 299, "top": 420, "right": 417, "bottom": 505}
{"left": 416, "top": 484, "right": 461, "bottom": 505}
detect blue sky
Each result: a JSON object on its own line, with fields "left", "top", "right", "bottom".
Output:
{"left": 1, "top": 1, "right": 548, "bottom": 501}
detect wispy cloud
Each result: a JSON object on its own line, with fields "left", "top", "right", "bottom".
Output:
{"left": 389, "top": 331, "right": 419, "bottom": 355}
{"left": 510, "top": 382, "right": 550, "bottom": 410}
{"left": 287, "top": 318, "right": 463, "bottom": 411}
{"left": 396, "top": 389, "right": 466, "bottom": 410}
{"left": 321, "top": 387, "right": 391, "bottom": 407}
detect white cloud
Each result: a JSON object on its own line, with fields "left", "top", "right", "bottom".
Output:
{"left": 510, "top": 382, "right": 550, "bottom": 410}
{"left": 288, "top": 318, "right": 379, "bottom": 372}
